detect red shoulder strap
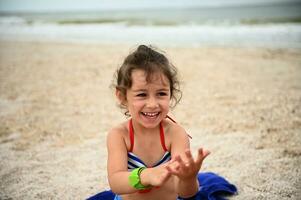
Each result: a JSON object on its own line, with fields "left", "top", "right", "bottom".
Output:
{"left": 129, "top": 119, "right": 168, "bottom": 152}
{"left": 129, "top": 119, "right": 134, "bottom": 152}
{"left": 130, "top": 118, "right": 190, "bottom": 152}
{"left": 159, "top": 122, "right": 168, "bottom": 151}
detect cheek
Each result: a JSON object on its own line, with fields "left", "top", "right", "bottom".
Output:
{"left": 161, "top": 99, "right": 171, "bottom": 108}
{"left": 130, "top": 100, "right": 144, "bottom": 109}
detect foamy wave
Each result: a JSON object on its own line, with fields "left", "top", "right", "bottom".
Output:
{"left": 0, "top": 22, "right": 300, "bottom": 48}
{"left": 0, "top": 16, "right": 27, "bottom": 25}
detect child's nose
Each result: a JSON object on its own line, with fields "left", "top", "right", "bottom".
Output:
{"left": 146, "top": 96, "right": 159, "bottom": 108}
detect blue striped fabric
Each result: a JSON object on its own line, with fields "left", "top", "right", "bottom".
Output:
{"left": 127, "top": 151, "right": 171, "bottom": 170}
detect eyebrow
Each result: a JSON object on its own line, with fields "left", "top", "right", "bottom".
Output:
{"left": 131, "top": 89, "right": 147, "bottom": 93}
{"left": 131, "top": 88, "right": 169, "bottom": 93}
{"left": 157, "top": 88, "right": 170, "bottom": 92}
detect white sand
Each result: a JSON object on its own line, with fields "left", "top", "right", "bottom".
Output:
{"left": 0, "top": 41, "right": 300, "bottom": 199}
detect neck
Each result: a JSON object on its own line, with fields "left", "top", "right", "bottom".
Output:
{"left": 131, "top": 120, "right": 160, "bottom": 135}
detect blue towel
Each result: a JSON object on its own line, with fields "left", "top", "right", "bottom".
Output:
{"left": 195, "top": 172, "right": 237, "bottom": 200}
{"left": 87, "top": 190, "right": 115, "bottom": 200}
{"left": 87, "top": 172, "right": 237, "bottom": 200}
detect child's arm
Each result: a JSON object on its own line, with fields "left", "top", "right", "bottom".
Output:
{"left": 169, "top": 125, "right": 210, "bottom": 198}
{"left": 107, "top": 127, "right": 173, "bottom": 194}
{"left": 107, "top": 128, "right": 137, "bottom": 194}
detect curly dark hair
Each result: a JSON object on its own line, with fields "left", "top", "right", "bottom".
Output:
{"left": 113, "top": 45, "right": 182, "bottom": 115}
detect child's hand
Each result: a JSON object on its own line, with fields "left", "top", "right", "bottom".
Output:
{"left": 140, "top": 162, "right": 173, "bottom": 187}
{"left": 167, "top": 148, "right": 210, "bottom": 180}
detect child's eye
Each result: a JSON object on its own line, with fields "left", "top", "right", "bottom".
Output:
{"left": 158, "top": 92, "right": 168, "bottom": 96}
{"left": 137, "top": 93, "right": 147, "bottom": 97}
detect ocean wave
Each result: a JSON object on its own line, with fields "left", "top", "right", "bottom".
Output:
{"left": 0, "top": 21, "right": 300, "bottom": 48}
{"left": 0, "top": 16, "right": 27, "bottom": 25}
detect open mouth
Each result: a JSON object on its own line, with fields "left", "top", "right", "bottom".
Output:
{"left": 141, "top": 112, "right": 160, "bottom": 118}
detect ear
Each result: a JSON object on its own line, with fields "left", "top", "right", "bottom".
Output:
{"left": 115, "top": 89, "right": 127, "bottom": 106}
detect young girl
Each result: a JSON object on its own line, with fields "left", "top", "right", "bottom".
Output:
{"left": 88, "top": 45, "right": 237, "bottom": 200}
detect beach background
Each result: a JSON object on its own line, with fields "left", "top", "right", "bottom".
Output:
{"left": 0, "top": 0, "right": 301, "bottom": 199}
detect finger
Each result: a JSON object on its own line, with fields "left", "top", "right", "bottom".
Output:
{"left": 165, "top": 165, "right": 172, "bottom": 173}
{"left": 196, "top": 148, "right": 210, "bottom": 165}
{"left": 165, "top": 164, "right": 181, "bottom": 176}
{"left": 184, "top": 149, "right": 194, "bottom": 164}
{"left": 163, "top": 168, "right": 172, "bottom": 178}
{"left": 164, "top": 157, "right": 179, "bottom": 170}
{"left": 165, "top": 164, "right": 176, "bottom": 173}
{"left": 170, "top": 162, "right": 180, "bottom": 171}
{"left": 201, "top": 148, "right": 210, "bottom": 159}
{"left": 167, "top": 158, "right": 180, "bottom": 170}
{"left": 173, "top": 155, "right": 185, "bottom": 166}
{"left": 195, "top": 148, "right": 204, "bottom": 165}
{"left": 203, "top": 149, "right": 211, "bottom": 159}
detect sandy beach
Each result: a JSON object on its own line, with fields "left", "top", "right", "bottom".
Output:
{"left": 0, "top": 40, "right": 300, "bottom": 199}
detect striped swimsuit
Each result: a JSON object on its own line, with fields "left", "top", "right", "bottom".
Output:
{"left": 127, "top": 119, "right": 171, "bottom": 171}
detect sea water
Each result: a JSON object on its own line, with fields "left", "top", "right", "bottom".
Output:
{"left": 0, "top": 2, "right": 301, "bottom": 48}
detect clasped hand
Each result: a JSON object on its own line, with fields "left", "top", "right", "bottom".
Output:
{"left": 167, "top": 148, "right": 210, "bottom": 180}
{"left": 142, "top": 148, "right": 210, "bottom": 187}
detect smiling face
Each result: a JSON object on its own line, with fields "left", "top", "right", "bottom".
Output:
{"left": 124, "top": 69, "right": 171, "bottom": 129}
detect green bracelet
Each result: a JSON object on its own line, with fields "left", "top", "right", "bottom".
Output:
{"left": 128, "top": 167, "right": 151, "bottom": 190}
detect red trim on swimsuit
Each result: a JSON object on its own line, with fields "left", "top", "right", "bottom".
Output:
{"left": 129, "top": 119, "right": 167, "bottom": 152}
{"left": 159, "top": 122, "right": 168, "bottom": 151}
{"left": 129, "top": 119, "right": 134, "bottom": 152}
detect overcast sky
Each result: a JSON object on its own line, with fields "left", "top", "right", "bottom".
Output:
{"left": 0, "top": 0, "right": 300, "bottom": 12}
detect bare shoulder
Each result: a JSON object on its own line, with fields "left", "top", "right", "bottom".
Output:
{"left": 164, "top": 119, "right": 190, "bottom": 156}
{"left": 107, "top": 121, "right": 129, "bottom": 148}
{"left": 162, "top": 118, "right": 187, "bottom": 137}
{"left": 162, "top": 118, "right": 190, "bottom": 150}
{"left": 107, "top": 121, "right": 128, "bottom": 137}
{"left": 107, "top": 121, "right": 130, "bottom": 174}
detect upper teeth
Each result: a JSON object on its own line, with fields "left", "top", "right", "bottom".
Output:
{"left": 143, "top": 112, "right": 158, "bottom": 117}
